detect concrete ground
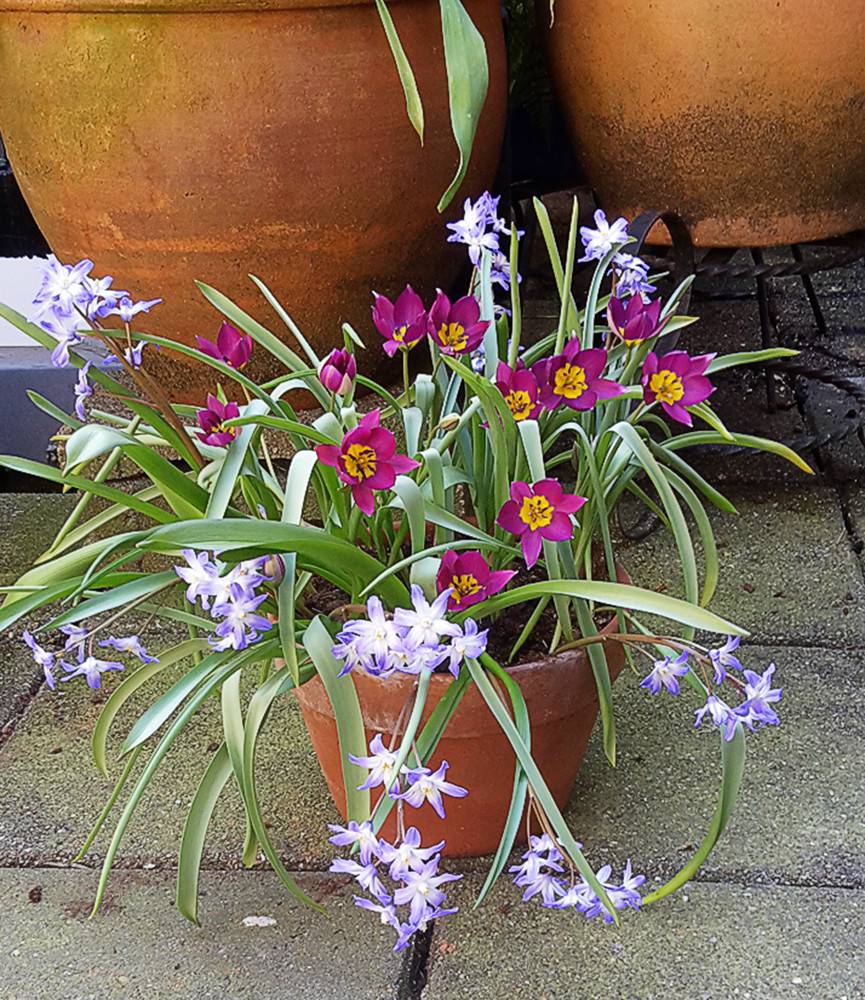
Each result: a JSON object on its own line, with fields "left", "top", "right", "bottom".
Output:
{"left": 1, "top": 222, "right": 864, "bottom": 998}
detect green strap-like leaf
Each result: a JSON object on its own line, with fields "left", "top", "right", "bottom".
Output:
{"left": 239, "top": 665, "right": 324, "bottom": 913}
{"left": 140, "top": 519, "right": 411, "bottom": 608}
{"left": 467, "top": 579, "right": 747, "bottom": 636}
{"left": 436, "top": 0, "right": 489, "bottom": 211}
{"left": 46, "top": 570, "right": 178, "bottom": 630}
{"left": 176, "top": 743, "right": 233, "bottom": 924}
{"left": 643, "top": 726, "right": 746, "bottom": 904}
{"left": 465, "top": 656, "right": 618, "bottom": 923}
{"left": 302, "top": 617, "right": 371, "bottom": 824}
{"left": 91, "top": 659, "right": 242, "bottom": 916}
{"left": 375, "top": 0, "right": 425, "bottom": 142}
{"left": 207, "top": 399, "right": 269, "bottom": 519}
{"left": 474, "top": 659, "right": 530, "bottom": 908}
{"left": 92, "top": 638, "right": 209, "bottom": 777}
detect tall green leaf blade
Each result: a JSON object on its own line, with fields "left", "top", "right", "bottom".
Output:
{"left": 92, "top": 638, "right": 209, "bottom": 777}
{"left": 302, "top": 617, "right": 370, "bottom": 823}
{"left": 465, "top": 657, "right": 618, "bottom": 922}
{"left": 207, "top": 399, "right": 269, "bottom": 518}
{"left": 46, "top": 571, "right": 178, "bottom": 630}
{"left": 140, "top": 519, "right": 410, "bottom": 608}
{"left": 436, "top": 0, "right": 489, "bottom": 211}
{"left": 474, "top": 661, "right": 530, "bottom": 908}
{"left": 468, "top": 579, "right": 747, "bottom": 636}
{"left": 0, "top": 455, "right": 173, "bottom": 524}
{"left": 643, "top": 727, "right": 746, "bottom": 904}
{"left": 239, "top": 664, "right": 324, "bottom": 911}
{"left": 375, "top": 0, "right": 425, "bottom": 142}
{"left": 176, "top": 744, "right": 233, "bottom": 923}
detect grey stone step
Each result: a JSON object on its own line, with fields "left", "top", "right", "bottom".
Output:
{"left": 421, "top": 879, "right": 865, "bottom": 1000}
{"left": 617, "top": 483, "right": 865, "bottom": 648}
{"left": 0, "top": 868, "right": 401, "bottom": 1000}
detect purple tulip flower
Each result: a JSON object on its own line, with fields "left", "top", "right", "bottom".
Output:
{"left": 428, "top": 291, "right": 489, "bottom": 356}
{"left": 534, "top": 342, "right": 622, "bottom": 412}
{"left": 315, "top": 409, "right": 419, "bottom": 515}
{"left": 372, "top": 286, "right": 428, "bottom": 357}
{"left": 436, "top": 549, "right": 515, "bottom": 611}
{"left": 497, "top": 479, "right": 586, "bottom": 568}
{"left": 607, "top": 295, "right": 666, "bottom": 346}
{"left": 196, "top": 393, "right": 240, "bottom": 447}
{"left": 642, "top": 350, "right": 716, "bottom": 426}
{"left": 495, "top": 361, "right": 542, "bottom": 422}
{"left": 195, "top": 321, "right": 253, "bottom": 370}
{"left": 318, "top": 348, "right": 356, "bottom": 395}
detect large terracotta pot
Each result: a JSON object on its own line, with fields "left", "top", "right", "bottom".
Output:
{"left": 295, "top": 617, "right": 625, "bottom": 858}
{"left": 544, "top": 1, "right": 865, "bottom": 247}
{"left": 0, "top": 0, "right": 506, "bottom": 396}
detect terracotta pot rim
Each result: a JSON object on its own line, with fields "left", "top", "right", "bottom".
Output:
{"left": 298, "top": 563, "right": 633, "bottom": 711}
{"left": 0, "top": 0, "right": 394, "bottom": 12}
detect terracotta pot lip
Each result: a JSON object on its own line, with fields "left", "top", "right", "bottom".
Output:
{"left": 0, "top": 0, "right": 389, "bottom": 12}
{"left": 301, "top": 563, "right": 633, "bottom": 701}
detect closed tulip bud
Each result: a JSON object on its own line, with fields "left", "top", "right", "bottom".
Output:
{"left": 319, "top": 348, "right": 356, "bottom": 395}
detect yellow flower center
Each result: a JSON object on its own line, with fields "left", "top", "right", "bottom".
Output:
{"left": 504, "top": 389, "right": 534, "bottom": 421}
{"left": 343, "top": 443, "right": 378, "bottom": 481}
{"left": 214, "top": 421, "right": 236, "bottom": 439}
{"left": 393, "top": 324, "right": 408, "bottom": 343}
{"left": 553, "top": 362, "right": 588, "bottom": 400}
{"left": 649, "top": 369, "right": 685, "bottom": 405}
{"left": 438, "top": 322, "right": 467, "bottom": 352}
{"left": 519, "top": 494, "right": 554, "bottom": 531}
{"left": 450, "top": 573, "right": 481, "bottom": 604}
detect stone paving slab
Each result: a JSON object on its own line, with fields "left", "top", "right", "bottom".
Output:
{"left": 563, "top": 644, "right": 865, "bottom": 889}
{"left": 422, "top": 879, "right": 865, "bottom": 1000}
{"left": 0, "top": 628, "right": 337, "bottom": 870}
{"left": 617, "top": 482, "right": 865, "bottom": 647}
{"left": 0, "top": 492, "right": 76, "bottom": 584}
{"left": 0, "top": 868, "right": 400, "bottom": 1000}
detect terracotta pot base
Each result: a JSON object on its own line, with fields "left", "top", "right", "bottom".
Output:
{"left": 294, "top": 622, "right": 625, "bottom": 858}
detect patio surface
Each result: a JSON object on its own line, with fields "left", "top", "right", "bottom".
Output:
{"left": 1, "top": 221, "right": 864, "bottom": 998}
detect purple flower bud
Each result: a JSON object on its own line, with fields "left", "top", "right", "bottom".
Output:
{"left": 195, "top": 322, "right": 253, "bottom": 370}
{"left": 318, "top": 348, "right": 356, "bottom": 395}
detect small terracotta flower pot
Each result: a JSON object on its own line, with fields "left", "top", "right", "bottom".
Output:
{"left": 294, "top": 609, "right": 626, "bottom": 858}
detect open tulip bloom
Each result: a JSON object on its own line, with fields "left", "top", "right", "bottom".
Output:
{"left": 0, "top": 194, "right": 808, "bottom": 947}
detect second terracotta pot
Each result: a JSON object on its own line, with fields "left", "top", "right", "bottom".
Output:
{"left": 0, "top": 0, "right": 506, "bottom": 397}
{"left": 544, "top": 0, "right": 865, "bottom": 247}
{"left": 295, "top": 623, "right": 625, "bottom": 858}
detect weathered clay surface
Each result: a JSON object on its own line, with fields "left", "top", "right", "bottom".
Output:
{"left": 545, "top": 0, "right": 865, "bottom": 247}
{"left": 0, "top": 0, "right": 506, "bottom": 396}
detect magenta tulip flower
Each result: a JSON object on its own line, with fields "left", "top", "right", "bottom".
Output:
{"left": 642, "top": 350, "right": 716, "bottom": 426}
{"left": 436, "top": 549, "right": 516, "bottom": 611}
{"left": 319, "top": 348, "right": 356, "bottom": 395}
{"left": 495, "top": 361, "right": 542, "bottom": 422}
{"left": 196, "top": 394, "right": 240, "bottom": 447}
{"left": 534, "top": 341, "right": 622, "bottom": 412}
{"left": 195, "top": 322, "right": 253, "bottom": 370}
{"left": 315, "top": 409, "right": 419, "bottom": 515}
{"left": 428, "top": 290, "right": 489, "bottom": 356}
{"left": 607, "top": 295, "right": 666, "bottom": 346}
{"left": 497, "top": 479, "right": 586, "bottom": 568}
{"left": 372, "top": 286, "right": 428, "bottom": 357}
